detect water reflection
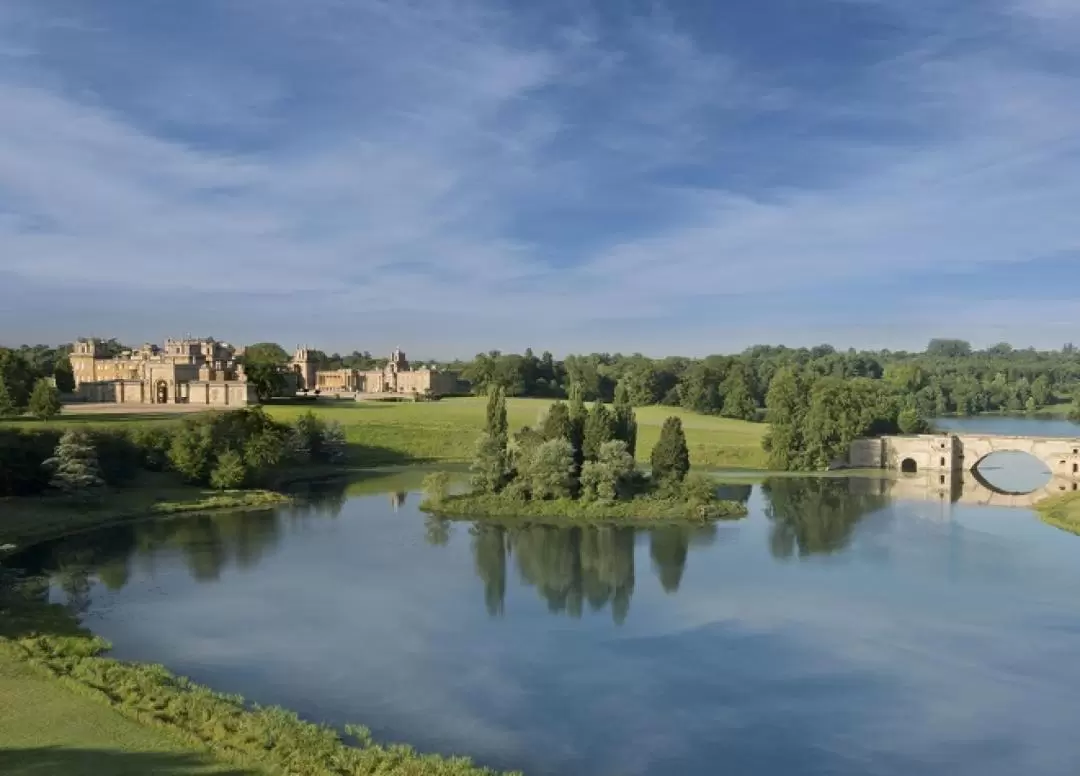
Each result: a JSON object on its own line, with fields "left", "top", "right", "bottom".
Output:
{"left": 11, "top": 475, "right": 921, "bottom": 625}
{"left": 11, "top": 474, "right": 1080, "bottom": 776}
{"left": 762, "top": 477, "right": 890, "bottom": 559}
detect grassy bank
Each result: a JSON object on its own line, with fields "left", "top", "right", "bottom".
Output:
{"left": 0, "top": 590, "right": 511, "bottom": 776}
{"left": 422, "top": 493, "right": 747, "bottom": 524}
{"left": 1035, "top": 492, "right": 1080, "bottom": 536}
{"left": 2, "top": 397, "right": 768, "bottom": 469}
{"left": 0, "top": 642, "right": 253, "bottom": 775}
{"left": 0, "top": 472, "right": 290, "bottom": 550}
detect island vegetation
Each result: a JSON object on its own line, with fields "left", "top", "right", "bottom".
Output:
{"left": 421, "top": 386, "right": 747, "bottom": 522}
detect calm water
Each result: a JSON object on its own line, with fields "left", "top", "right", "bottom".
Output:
{"left": 12, "top": 467, "right": 1080, "bottom": 776}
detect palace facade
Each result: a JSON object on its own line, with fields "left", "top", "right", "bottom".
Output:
{"left": 290, "top": 347, "right": 461, "bottom": 397}
{"left": 70, "top": 337, "right": 256, "bottom": 407}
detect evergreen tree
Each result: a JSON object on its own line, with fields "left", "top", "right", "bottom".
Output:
{"left": 568, "top": 383, "right": 587, "bottom": 472}
{"left": 541, "top": 401, "right": 573, "bottom": 442}
{"left": 612, "top": 381, "right": 638, "bottom": 458}
{"left": 44, "top": 430, "right": 104, "bottom": 494}
{"left": 53, "top": 357, "right": 76, "bottom": 394}
{"left": 650, "top": 416, "right": 690, "bottom": 485}
{"left": 582, "top": 400, "right": 614, "bottom": 461}
{"left": 485, "top": 385, "right": 509, "bottom": 441}
{"left": 0, "top": 377, "right": 16, "bottom": 417}
{"left": 27, "top": 379, "right": 61, "bottom": 421}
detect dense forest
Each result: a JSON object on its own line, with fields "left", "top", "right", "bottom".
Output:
{"left": 449, "top": 339, "right": 1080, "bottom": 419}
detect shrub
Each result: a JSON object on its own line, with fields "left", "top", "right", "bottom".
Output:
{"left": 168, "top": 421, "right": 217, "bottom": 484}
{"left": 321, "top": 420, "right": 347, "bottom": 464}
{"left": 580, "top": 440, "right": 636, "bottom": 502}
{"left": 680, "top": 472, "right": 717, "bottom": 506}
{"left": 0, "top": 429, "right": 58, "bottom": 496}
{"left": 127, "top": 426, "right": 174, "bottom": 471}
{"left": 422, "top": 471, "right": 452, "bottom": 504}
{"left": 470, "top": 433, "right": 509, "bottom": 494}
{"left": 528, "top": 438, "right": 575, "bottom": 500}
{"left": 210, "top": 449, "right": 248, "bottom": 490}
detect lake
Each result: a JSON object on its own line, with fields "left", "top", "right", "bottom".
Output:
{"left": 12, "top": 459, "right": 1080, "bottom": 776}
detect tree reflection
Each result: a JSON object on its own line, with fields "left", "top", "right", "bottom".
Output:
{"left": 649, "top": 526, "right": 693, "bottom": 593}
{"left": 424, "top": 515, "right": 453, "bottom": 547}
{"left": 468, "top": 524, "right": 638, "bottom": 624}
{"left": 471, "top": 524, "right": 508, "bottom": 616}
{"left": 762, "top": 477, "right": 889, "bottom": 559}
{"left": 5, "top": 475, "right": 362, "bottom": 617}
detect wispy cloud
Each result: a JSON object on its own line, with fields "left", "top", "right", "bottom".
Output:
{"left": 1, "top": 0, "right": 1078, "bottom": 354}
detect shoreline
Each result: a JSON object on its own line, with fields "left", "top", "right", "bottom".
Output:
{"left": 0, "top": 601, "right": 511, "bottom": 776}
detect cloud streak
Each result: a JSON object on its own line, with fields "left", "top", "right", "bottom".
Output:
{"left": 1, "top": 0, "right": 1078, "bottom": 354}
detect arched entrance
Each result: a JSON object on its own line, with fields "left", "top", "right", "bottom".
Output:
{"left": 901, "top": 458, "right": 918, "bottom": 474}
{"left": 971, "top": 450, "right": 1051, "bottom": 495}
{"left": 156, "top": 380, "right": 169, "bottom": 404}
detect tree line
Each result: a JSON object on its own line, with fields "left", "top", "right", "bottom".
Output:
{"left": 448, "top": 338, "right": 1080, "bottom": 421}
{"left": 0, "top": 408, "right": 346, "bottom": 499}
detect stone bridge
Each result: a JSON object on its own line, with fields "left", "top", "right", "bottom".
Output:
{"left": 849, "top": 432, "right": 1080, "bottom": 506}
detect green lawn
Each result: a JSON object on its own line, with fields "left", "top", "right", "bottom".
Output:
{"left": 2, "top": 397, "right": 769, "bottom": 469}
{"left": 266, "top": 397, "right": 769, "bottom": 468}
{"left": 0, "top": 644, "right": 257, "bottom": 776}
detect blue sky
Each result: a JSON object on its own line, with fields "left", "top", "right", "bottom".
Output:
{"left": 2, "top": 0, "right": 1079, "bottom": 357}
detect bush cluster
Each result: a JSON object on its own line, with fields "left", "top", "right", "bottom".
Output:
{"left": 0, "top": 409, "right": 348, "bottom": 498}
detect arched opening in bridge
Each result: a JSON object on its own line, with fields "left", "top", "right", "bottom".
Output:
{"left": 900, "top": 458, "right": 918, "bottom": 474}
{"left": 972, "top": 451, "right": 1052, "bottom": 495}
